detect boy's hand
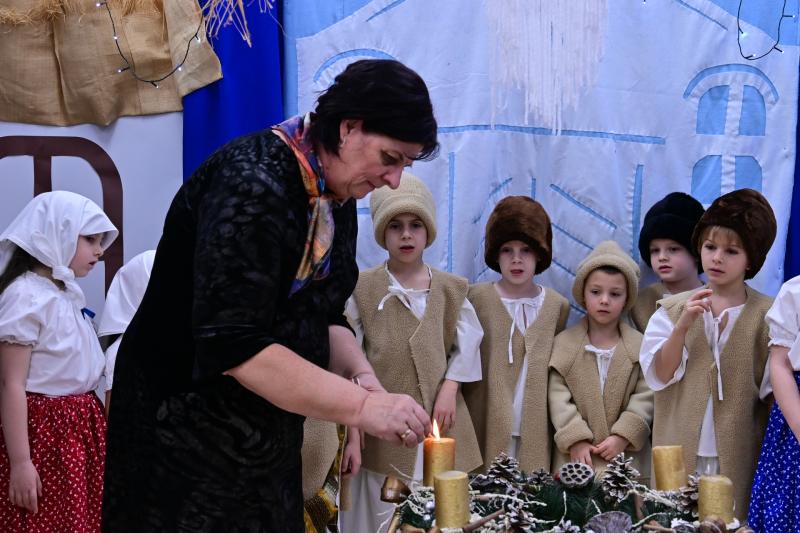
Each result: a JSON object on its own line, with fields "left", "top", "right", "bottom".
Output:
{"left": 432, "top": 380, "right": 459, "bottom": 433}
{"left": 341, "top": 428, "right": 362, "bottom": 478}
{"left": 593, "top": 435, "right": 630, "bottom": 461}
{"left": 677, "top": 289, "right": 713, "bottom": 332}
{"left": 568, "top": 440, "right": 594, "bottom": 467}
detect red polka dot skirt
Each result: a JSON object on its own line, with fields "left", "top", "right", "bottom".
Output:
{"left": 0, "top": 392, "right": 106, "bottom": 532}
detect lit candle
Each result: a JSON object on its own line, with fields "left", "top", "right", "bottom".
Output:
{"left": 423, "top": 420, "right": 455, "bottom": 486}
{"left": 698, "top": 474, "right": 734, "bottom": 523}
{"left": 652, "top": 445, "right": 688, "bottom": 490}
{"left": 434, "top": 470, "right": 470, "bottom": 528}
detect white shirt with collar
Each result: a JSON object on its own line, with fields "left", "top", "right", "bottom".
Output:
{"left": 345, "top": 264, "right": 483, "bottom": 383}
{"left": 640, "top": 303, "right": 769, "bottom": 457}
{"left": 498, "top": 285, "right": 546, "bottom": 437}
{"left": 0, "top": 272, "right": 105, "bottom": 395}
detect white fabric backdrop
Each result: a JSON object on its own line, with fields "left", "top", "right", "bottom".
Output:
{"left": 296, "top": 0, "right": 798, "bottom": 322}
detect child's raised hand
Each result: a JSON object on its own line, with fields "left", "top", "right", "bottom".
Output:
{"left": 593, "top": 435, "right": 630, "bottom": 462}
{"left": 568, "top": 440, "right": 594, "bottom": 467}
{"left": 433, "top": 380, "right": 459, "bottom": 433}
{"left": 9, "top": 459, "right": 41, "bottom": 514}
{"left": 341, "top": 427, "right": 362, "bottom": 478}
{"left": 677, "top": 289, "right": 713, "bottom": 331}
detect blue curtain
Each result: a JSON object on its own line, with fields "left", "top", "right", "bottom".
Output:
{"left": 182, "top": 3, "right": 284, "bottom": 180}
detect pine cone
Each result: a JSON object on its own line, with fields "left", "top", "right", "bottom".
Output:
{"left": 526, "top": 468, "right": 554, "bottom": 489}
{"left": 676, "top": 473, "right": 700, "bottom": 518}
{"left": 506, "top": 508, "right": 537, "bottom": 533}
{"left": 558, "top": 462, "right": 594, "bottom": 488}
{"left": 487, "top": 452, "right": 523, "bottom": 482}
{"left": 553, "top": 520, "right": 581, "bottom": 533}
{"left": 600, "top": 454, "right": 639, "bottom": 504}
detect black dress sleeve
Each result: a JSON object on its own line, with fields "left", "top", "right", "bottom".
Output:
{"left": 190, "top": 153, "right": 299, "bottom": 380}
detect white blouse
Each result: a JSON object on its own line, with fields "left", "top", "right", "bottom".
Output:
{"left": 0, "top": 272, "right": 105, "bottom": 395}
{"left": 585, "top": 343, "right": 617, "bottom": 394}
{"left": 498, "top": 286, "right": 546, "bottom": 437}
{"left": 765, "top": 276, "right": 800, "bottom": 369}
{"left": 640, "top": 303, "right": 769, "bottom": 457}
{"left": 345, "top": 265, "right": 483, "bottom": 384}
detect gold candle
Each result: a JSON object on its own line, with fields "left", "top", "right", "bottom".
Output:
{"left": 434, "top": 470, "right": 470, "bottom": 528}
{"left": 698, "top": 474, "right": 734, "bottom": 523}
{"left": 423, "top": 420, "right": 455, "bottom": 486}
{"left": 652, "top": 445, "right": 688, "bottom": 490}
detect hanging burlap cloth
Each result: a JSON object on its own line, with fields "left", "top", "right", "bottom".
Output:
{"left": 0, "top": 0, "right": 222, "bottom": 126}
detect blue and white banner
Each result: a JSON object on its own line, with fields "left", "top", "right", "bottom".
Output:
{"left": 291, "top": 0, "right": 799, "bottom": 320}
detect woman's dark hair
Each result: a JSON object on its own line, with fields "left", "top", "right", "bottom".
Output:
{"left": 309, "top": 59, "right": 439, "bottom": 161}
{"left": 0, "top": 245, "right": 42, "bottom": 294}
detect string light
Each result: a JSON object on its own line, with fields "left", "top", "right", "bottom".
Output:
{"left": 737, "top": 0, "right": 791, "bottom": 61}
{"left": 98, "top": 1, "right": 203, "bottom": 88}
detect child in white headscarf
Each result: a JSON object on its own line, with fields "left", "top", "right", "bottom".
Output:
{"left": 97, "top": 249, "right": 155, "bottom": 413}
{"left": 0, "top": 191, "right": 117, "bottom": 532}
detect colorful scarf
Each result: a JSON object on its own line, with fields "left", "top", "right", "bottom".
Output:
{"left": 272, "top": 114, "right": 335, "bottom": 296}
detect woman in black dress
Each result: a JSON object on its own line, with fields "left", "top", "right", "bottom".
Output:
{"left": 102, "top": 60, "right": 437, "bottom": 532}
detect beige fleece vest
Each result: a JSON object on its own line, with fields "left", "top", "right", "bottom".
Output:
{"left": 463, "top": 282, "right": 570, "bottom": 472}
{"left": 353, "top": 265, "right": 482, "bottom": 478}
{"left": 549, "top": 319, "right": 653, "bottom": 480}
{"left": 630, "top": 283, "right": 666, "bottom": 332}
{"left": 656, "top": 286, "right": 771, "bottom": 517}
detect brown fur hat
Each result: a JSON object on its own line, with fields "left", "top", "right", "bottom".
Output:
{"left": 484, "top": 196, "right": 552, "bottom": 274}
{"left": 691, "top": 188, "right": 776, "bottom": 280}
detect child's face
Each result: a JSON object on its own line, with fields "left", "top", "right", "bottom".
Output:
{"left": 69, "top": 233, "right": 104, "bottom": 278}
{"left": 649, "top": 238, "right": 698, "bottom": 285}
{"left": 583, "top": 270, "right": 627, "bottom": 326}
{"left": 700, "top": 228, "right": 748, "bottom": 287}
{"left": 497, "top": 240, "right": 538, "bottom": 287}
{"left": 384, "top": 213, "right": 427, "bottom": 264}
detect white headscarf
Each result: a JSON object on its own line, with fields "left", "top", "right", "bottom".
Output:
{"left": 0, "top": 191, "right": 118, "bottom": 307}
{"left": 98, "top": 250, "right": 155, "bottom": 337}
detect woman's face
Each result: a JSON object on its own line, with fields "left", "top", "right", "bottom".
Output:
{"left": 321, "top": 120, "right": 423, "bottom": 201}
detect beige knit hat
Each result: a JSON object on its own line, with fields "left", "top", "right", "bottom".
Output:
{"left": 572, "top": 240, "right": 640, "bottom": 311}
{"left": 370, "top": 171, "right": 436, "bottom": 249}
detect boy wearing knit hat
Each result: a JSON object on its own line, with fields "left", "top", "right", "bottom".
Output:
{"left": 548, "top": 241, "right": 653, "bottom": 478}
{"left": 463, "top": 196, "right": 570, "bottom": 473}
{"left": 640, "top": 188, "right": 776, "bottom": 516}
{"left": 631, "top": 192, "right": 705, "bottom": 332}
{"left": 340, "top": 172, "right": 483, "bottom": 533}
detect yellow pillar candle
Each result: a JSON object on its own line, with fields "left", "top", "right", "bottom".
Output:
{"left": 434, "top": 470, "right": 470, "bottom": 528}
{"left": 698, "top": 474, "right": 734, "bottom": 523}
{"left": 652, "top": 445, "right": 688, "bottom": 490}
{"left": 423, "top": 420, "right": 455, "bottom": 487}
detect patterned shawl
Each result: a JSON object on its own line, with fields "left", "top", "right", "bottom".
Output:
{"left": 272, "top": 114, "right": 335, "bottom": 296}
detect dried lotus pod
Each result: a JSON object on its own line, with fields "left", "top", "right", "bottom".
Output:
{"left": 584, "top": 510, "right": 633, "bottom": 532}
{"left": 558, "top": 461, "right": 594, "bottom": 488}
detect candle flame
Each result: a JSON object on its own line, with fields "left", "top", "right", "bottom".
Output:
{"left": 432, "top": 419, "right": 440, "bottom": 440}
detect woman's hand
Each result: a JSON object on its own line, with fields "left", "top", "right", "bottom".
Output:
{"left": 677, "top": 289, "right": 712, "bottom": 332}
{"left": 341, "top": 428, "right": 361, "bottom": 478}
{"left": 593, "top": 435, "right": 629, "bottom": 461}
{"left": 568, "top": 440, "right": 594, "bottom": 467}
{"left": 357, "top": 392, "right": 431, "bottom": 448}
{"left": 432, "top": 380, "right": 458, "bottom": 433}
{"left": 8, "top": 459, "right": 41, "bottom": 514}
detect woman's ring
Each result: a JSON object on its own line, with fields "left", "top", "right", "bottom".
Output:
{"left": 400, "top": 428, "right": 412, "bottom": 440}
